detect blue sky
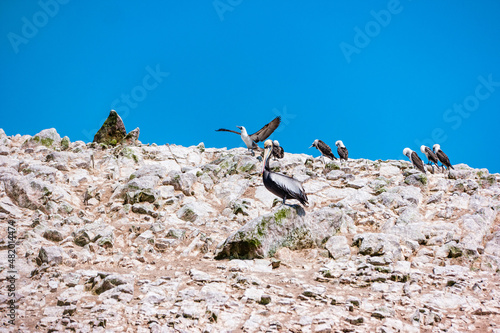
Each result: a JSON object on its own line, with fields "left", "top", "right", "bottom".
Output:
{"left": 1, "top": 1, "right": 499, "bottom": 173}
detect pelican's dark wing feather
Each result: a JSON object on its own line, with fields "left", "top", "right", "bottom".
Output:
{"left": 216, "top": 128, "right": 241, "bottom": 135}
{"left": 250, "top": 116, "right": 281, "bottom": 143}
{"left": 267, "top": 172, "right": 308, "bottom": 206}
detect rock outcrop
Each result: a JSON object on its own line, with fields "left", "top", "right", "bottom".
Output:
{"left": 0, "top": 127, "right": 499, "bottom": 332}
{"left": 93, "top": 110, "right": 140, "bottom": 146}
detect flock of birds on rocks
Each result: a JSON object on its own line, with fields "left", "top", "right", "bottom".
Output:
{"left": 404, "top": 144, "right": 454, "bottom": 174}
{"left": 216, "top": 116, "right": 455, "bottom": 208}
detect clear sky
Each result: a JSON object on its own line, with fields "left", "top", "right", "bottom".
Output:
{"left": 1, "top": 1, "right": 499, "bottom": 173}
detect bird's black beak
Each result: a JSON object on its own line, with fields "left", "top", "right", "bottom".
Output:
{"left": 236, "top": 126, "right": 242, "bottom": 130}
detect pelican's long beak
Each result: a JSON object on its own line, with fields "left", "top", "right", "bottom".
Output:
{"left": 262, "top": 147, "right": 271, "bottom": 175}
{"left": 309, "top": 145, "right": 313, "bottom": 148}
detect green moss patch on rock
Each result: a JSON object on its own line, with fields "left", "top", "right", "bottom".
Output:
{"left": 23, "top": 128, "right": 61, "bottom": 149}
{"left": 120, "top": 147, "right": 139, "bottom": 163}
{"left": 93, "top": 110, "right": 127, "bottom": 145}
{"left": 325, "top": 163, "right": 340, "bottom": 171}
{"left": 215, "top": 205, "right": 315, "bottom": 260}
{"left": 60, "top": 136, "right": 70, "bottom": 150}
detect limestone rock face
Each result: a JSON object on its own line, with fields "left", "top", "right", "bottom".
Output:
{"left": 93, "top": 110, "right": 127, "bottom": 145}
{"left": 4, "top": 175, "right": 52, "bottom": 211}
{"left": 1, "top": 127, "right": 500, "bottom": 332}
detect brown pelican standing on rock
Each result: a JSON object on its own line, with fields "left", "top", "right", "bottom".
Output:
{"left": 433, "top": 144, "right": 454, "bottom": 170}
{"left": 309, "top": 139, "right": 337, "bottom": 163}
{"left": 420, "top": 145, "right": 440, "bottom": 172}
{"left": 272, "top": 140, "right": 284, "bottom": 160}
{"left": 262, "top": 140, "right": 308, "bottom": 206}
{"left": 335, "top": 140, "right": 348, "bottom": 164}
{"left": 216, "top": 116, "right": 281, "bottom": 156}
{"left": 403, "top": 148, "right": 426, "bottom": 173}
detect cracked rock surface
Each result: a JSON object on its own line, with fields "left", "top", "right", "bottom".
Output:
{"left": 0, "top": 128, "right": 499, "bottom": 332}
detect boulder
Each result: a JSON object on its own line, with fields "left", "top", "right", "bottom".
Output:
{"left": 126, "top": 176, "right": 160, "bottom": 203}
{"left": 93, "top": 110, "right": 127, "bottom": 145}
{"left": 164, "top": 170, "right": 197, "bottom": 196}
{"left": 72, "top": 221, "right": 115, "bottom": 248}
{"left": 176, "top": 202, "right": 214, "bottom": 222}
{"left": 215, "top": 206, "right": 353, "bottom": 259}
{"left": 216, "top": 206, "right": 308, "bottom": 259}
{"left": 395, "top": 207, "right": 422, "bottom": 225}
{"left": 352, "top": 233, "right": 402, "bottom": 262}
{"left": 325, "top": 236, "right": 351, "bottom": 260}
{"left": 38, "top": 246, "right": 66, "bottom": 265}
{"left": 23, "top": 128, "right": 61, "bottom": 149}
{"left": 88, "top": 273, "right": 134, "bottom": 295}
{"left": 122, "top": 127, "right": 140, "bottom": 145}
{"left": 4, "top": 175, "right": 52, "bottom": 211}
{"left": 404, "top": 172, "right": 428, "bottom": 188}
{"left": 114, "top": 165, "right": 166, "bottom": 204}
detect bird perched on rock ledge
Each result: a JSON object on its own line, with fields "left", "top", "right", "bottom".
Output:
{"left": 403, "top": 148, "right": 426, "bottom": 173}
{"left": 310, "top": 139, "right": 336, "bottom": 163}
{"left": 420, "top": 145, "right": 440, "bottom": 172}
{"left": 335, "top": 140, "right": 349, "bottom": 164}
{"left": 433, "top": 144, "right": 454, "bottom": 170}
{"left": 262, "top": 140, "right": 308, "bottom": 207}
{"left": 272, "top": 140, "right": 284, "bottom": 160}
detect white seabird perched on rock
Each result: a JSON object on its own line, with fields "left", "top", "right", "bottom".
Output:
{"left": 272, "top": 140, "right": 284, "bottom": 159}
{"left": 420, "top": 145, "right": 440, "bottom": 172}
{"left": 309, "top": 139, "right": 337, "bottom": 163}
{"left": 335, "top": 140, "right": 349, "bottom": 163}
{"left": 216, "top": 116, "right": 281, "bottom": 156}
{"left": 403, "top": 148, "right": 426, "bottom": 173}
{"left": 433, "top": 144, "right": 454, "bottom": 170}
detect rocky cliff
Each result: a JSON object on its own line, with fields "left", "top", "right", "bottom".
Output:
{"left": 0, "top": 128, "right": 499, "bottom": 332}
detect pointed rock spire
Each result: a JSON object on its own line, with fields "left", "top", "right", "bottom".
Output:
{"left": 93, "top": 110, "right": 127, "bottom": 145}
